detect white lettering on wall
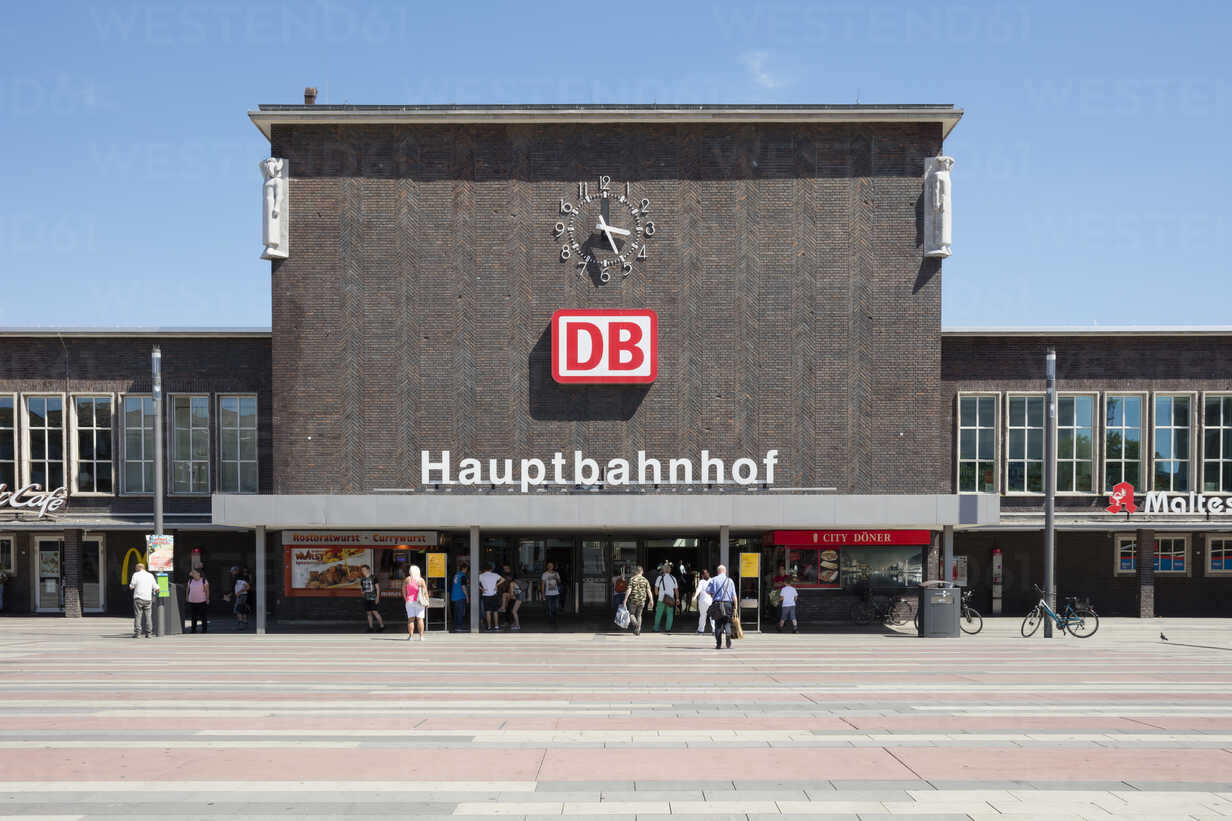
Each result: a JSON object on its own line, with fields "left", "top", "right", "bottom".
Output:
{"left": 0, "top": 483, "right": 69, "bottom": 518}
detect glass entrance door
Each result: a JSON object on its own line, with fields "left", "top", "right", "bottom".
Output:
{"left": 579, "top": 540, "right": 609, "bottom": 613}
{"left": 35, "top": 539, "right": 62, "bottom": 612}
{"left": 82, "top": 538, "right": 104, "bottom": 612}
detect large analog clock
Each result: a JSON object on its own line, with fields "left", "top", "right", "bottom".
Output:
{"left": 553, "top": 176, "right": 655, "bottom": 283}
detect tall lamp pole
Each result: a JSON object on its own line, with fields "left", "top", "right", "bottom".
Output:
{"left": 1043, "top": 347, "right": 1056, "bottom": 638}
{"left": 152, "top": 346, "right": 164, "bottom": 636}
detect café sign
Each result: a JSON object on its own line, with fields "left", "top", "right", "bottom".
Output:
{"left": 0, "top": 483, "right": 68, "bottom": 518}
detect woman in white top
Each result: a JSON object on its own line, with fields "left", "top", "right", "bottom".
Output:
{"left": 692, "top": 568, "right": 713, "bottom": 635}
{"left": 403, "top": 565, "right": 427, "bottom": 641}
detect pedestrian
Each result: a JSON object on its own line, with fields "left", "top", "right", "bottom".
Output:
{"left": 621, "top": 565, "right": 653, "bottom": 636}
{"left": 129, "top": 562, "right": 157, "bottom": 638}
{"left": 540, "top": 561, "right": 562, "bottom": 628}
{"left": 478, "top": 564, "right": 502, "bottom": 632}
{"left": 358, "top": 564, "right": 385, "bottom": 633}
{"left": 611, "top": 569, "right": 628, "bottom": 617}
{"left": 692, "top": 568, "right": 712, "bottom": 635}
{"left": 777, "top": 577, "right": 799, "bottom": 633}
{"left": 653, "top": 562, "right": 678, "bottom": 634}
{"left": 501, "top": 564, "right": 522, "bottom": 631}
{"left": 233, "top": 571, "right": 251, "bottom": 630}
{"left": 186, "top": 568, "right": 210, "bottom": 633}
{"left": 451, "top": 561, "right": 469, "bottom": 632}
{"left": 403, "top": 564, "right": 428, "bottom": 641}
{"left": 704, "top": 564, "right": 737, "bottom": 649}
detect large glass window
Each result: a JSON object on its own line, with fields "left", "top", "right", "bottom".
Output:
{"left": 0, "top": 396, "right": 14, "bottom": 487}
{"left": 24, "top": 396, "right": 64, "bottom": 489}
{"left": 1057, "top": 395, "right": 1094, "bottom": 493}
{"left": 218, "top": 395, "right": 258, "bottom": 493}
{"left": 957, "top": 394, "right": 996, "bottom": 493}
{"left": 1007, "top": 395, "right": 1044, "bottom": 493}
{"left": 0, "top": 533, "right": 14, "bottom": 574}
{"left": 1105, "top": 395, "right": 1143, "bottom": 489}
{"left": 1209, "top": 537, "right": 1232, "bottom": 574}
{"left": 73, "top": 396, "right": 113, "bottom": 493}
{"left": 172, "top": 395, "right": 210, "bottom": 494}
{"left": 122, "top": 395, "right": 155, "bottom": 494}
{"left": 1204, "top": 396, "right": 1232, "bottom": 494}
{"left": 1115, "top": 535, "right": 1188, "bottom": 574}
{"left": 1154, "top": 395, "right": 1191, "bottom": 492}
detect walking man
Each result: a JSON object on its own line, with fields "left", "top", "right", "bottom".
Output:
{"left": 451, "top": 561, "right": 469, "bottom": 632}
{"left": 704, "top": 564, "right": 737, "bottom": 649}
{"left": 358, "top": 564, "right": 384, "bottom": 633}
{"left": 653, "top": 562, "right": 678, "bottom": 634}
{"left": 622, "top": 566, "right": 653, "bottom": 636}
{"left": 541, "top": 561, "right": 563, "bottom": 628}
{"left": 129, "top": 562, "right": 157, "bottom": 638}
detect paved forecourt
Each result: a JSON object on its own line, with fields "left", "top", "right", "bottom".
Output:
{"left": 2, "top": 617, "right": 1232, "bottom": 819}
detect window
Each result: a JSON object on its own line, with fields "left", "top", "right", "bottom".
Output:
{"left": 72, "top": 396, "right": 113, "bottom": 494}
{"left": 1203, "top": 396, "right": 1232, "bottom": 494}
{"left": 218, "top": 395, "right": 258, "bottom": 493}
{"left": 1057, "top": 395, "right": 1095, "bottom": 493}
{"left": 1007, "top": 395, "right": 1044, "bottom": 493}
{"left": 957, "top": 394, "right": 996, "bottom": 493}
{"left": 0, "top": 533, "right": 14, "bottom": 575}
{"left": 171, "top": 395, "right": 209, "bottom": 494}
{"left": 24, "top": 396, "right": 64, "bottom": 489}
{"left": 1105, "top": 395, "right": 1143, "bottom": 490}
{"left": 1154, "top": 394, "right": 1192, "bottom": 492}
{"left": 122, "top": 395, "right": 155, "bottom": 494}
{"left": 0, "top": 396, "right": 14, "bottom": 487}
{"left": 1208, "top": 537, "right": 1232, "bottom": 574}
{"left": 1115, "top": 534, "right": 1188, "bottom": 574}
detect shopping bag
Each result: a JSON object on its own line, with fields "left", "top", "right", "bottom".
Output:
{"left": 614, "top": 605, "right": 630, "bottom": 629}
{"left": 731, "top": 608, "right": 744, "bottom": 639}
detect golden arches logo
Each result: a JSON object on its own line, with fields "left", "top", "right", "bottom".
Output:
{"left": 121, "top": 548, "right": 148, "bottom": 584}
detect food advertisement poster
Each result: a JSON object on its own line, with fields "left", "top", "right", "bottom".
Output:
{"left": 282, "top": 532, "right": 437, "bottom": 597}
{"left": 146, "top": 535, "right": 174, "bottom": 572}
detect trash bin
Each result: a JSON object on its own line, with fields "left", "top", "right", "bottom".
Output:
{"left": 918, "top": 585, "right": 960, "bottom": 637}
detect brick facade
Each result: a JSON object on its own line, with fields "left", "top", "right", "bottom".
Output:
{"left": 268, "top": 122, "right": 946, "bottom": 496}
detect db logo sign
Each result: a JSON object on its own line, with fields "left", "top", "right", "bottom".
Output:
{"left": 551, "top": 309, "right": 658, "bottom": 384}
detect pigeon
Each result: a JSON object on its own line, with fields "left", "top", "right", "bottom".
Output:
{"left": 1160, "top": 633, "right": 1168, "bottom": 641}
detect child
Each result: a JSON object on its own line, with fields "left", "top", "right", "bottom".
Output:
{"left": 777, "top": 578, "right": 799, "bottom": 633}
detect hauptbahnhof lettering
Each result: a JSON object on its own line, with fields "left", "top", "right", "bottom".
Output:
{"left": 0, "top": 100, "right": 1228, "bottom": 626}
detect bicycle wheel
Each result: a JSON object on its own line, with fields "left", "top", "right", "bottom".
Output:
{"left": 960, "top": 607, "right": 983, "bottom": 635}
{"left": 1021, "top": 606, "right": 1042, "bottom": 637}
{"left": 1066, "top": 609, "right": 1099, "bottom": 638}
{"left": 887, "top": 599, "right": 911, "bottom": 626}
{"left": 850, "top": 600, "right": 875, "bottom": 626}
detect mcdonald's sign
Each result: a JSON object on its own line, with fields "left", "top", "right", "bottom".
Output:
{"left": 121, "top": 548, "right": 148, "bottom": 585}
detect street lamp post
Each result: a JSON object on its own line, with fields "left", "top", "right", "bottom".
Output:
{"left": 1044, "top": 347, "right": 1056, "bottom": 638}
{"left": 152, "top": 346, "right": 164, "bottom": 636}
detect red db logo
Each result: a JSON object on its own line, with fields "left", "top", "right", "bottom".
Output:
{"left": 551, "top": 309, "right": 658, "bottom": 384}
{"left": 1106, "top": 481, "right": 1138, "bottom": 514}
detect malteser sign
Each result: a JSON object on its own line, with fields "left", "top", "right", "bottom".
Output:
{"left": 0, "top": 483, "right": 68, "bottom": 518}
{"left": 552, "top": 309, "right": 657, "bottom": 384}
{"left": 1107, "top": 482, "right": 1232, "bottom": 515}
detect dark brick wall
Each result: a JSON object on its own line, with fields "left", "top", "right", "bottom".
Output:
{"left": 268, "top": 122, "right": 946, "bottom": 495}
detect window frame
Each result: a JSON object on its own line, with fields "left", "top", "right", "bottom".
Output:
{"left": 1201, "top": 393, "right": 1232, "bottom": 495}
{"left": 955, "top": 392, "right": 999, "bottom": 494}
{"left": 217, "top": 393, "right": 259, "bottom": 494}
{"left": 1151, "top": 391, "right": 1198, "bottom": 494}
{"left": 1103, "top": 392, "right": 1148, "bottom": 496}
{"left": 19, "top": 392, "right": 67, "bottom": 491}
{"left": 119, "top": 393, "right": 156, "bottom": 497}
{"left": 1113, "top": 533, "right": 1191, "bottom": 576}
{"left": 168, "top": 393, "right": 211, "bottom": 497}
{"left": 1005, "top": 392, "right": 1047, "bottom": 496}
{"left": 1055, "top": 392, "right": 1098, "bottom": 496}
{"left": 1206, "top": 534, "right": 1232, "bottom": 576}
{"left": 69, "top": 393, "right": 116, "bottom": 497}
{"left": 0, "top": 531, "right": 15, "bottom": 575}
{"left": 0, "top": 392, "right": 16, "bottom": 490}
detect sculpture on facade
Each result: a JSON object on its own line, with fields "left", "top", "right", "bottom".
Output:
{"left": 260, "top": 157, "right": 289, "bottom": 260}
{"left": 923, "top": 155, "right": 954, "bottom": 258}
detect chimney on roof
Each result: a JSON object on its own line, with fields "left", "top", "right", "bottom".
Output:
{"left": 304, "top": 86, "right": 318, "bottom": 105}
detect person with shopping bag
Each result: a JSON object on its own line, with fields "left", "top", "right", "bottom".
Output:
{"left": 621, "top": 566, "right": 653, "bottom": 637}
{"left": 703, "top": 565, "right": 737, "bottom": 649}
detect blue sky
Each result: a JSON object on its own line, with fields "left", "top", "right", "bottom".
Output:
{"left": 2, "top": 0, "right": 1229, "bottom": 328}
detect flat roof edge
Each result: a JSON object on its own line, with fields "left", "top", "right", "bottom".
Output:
{"left": 944, "top": 326, "right": 1232, "bottom": 338}
{"left": 0, "top": 327, "right": 272, "bottom": 338}
{"left": 248, "top": 105, "right": 963, "bottom": 140}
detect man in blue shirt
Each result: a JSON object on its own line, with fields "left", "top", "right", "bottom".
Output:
{"left": 704, "top": 565, "right": 737, "bottom": 649}
{"left": 451, "top": 562, "right": 469, "bottom": 632}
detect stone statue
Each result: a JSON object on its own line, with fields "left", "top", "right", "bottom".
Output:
{"left": 260, "top": 157, "right": 289, "bottom": 260}
{"left": 924, "top": 155, "right": 954, "bottom": 258}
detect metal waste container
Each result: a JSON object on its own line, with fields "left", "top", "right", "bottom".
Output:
{"left": 918, "top": 585, "right": 960, "bottom": 637}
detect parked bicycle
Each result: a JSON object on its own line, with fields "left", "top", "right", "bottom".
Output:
{"left": 1021, "top": 584, "right": 1099, "bottom": 638}
{"left": 850, "top": 591, "right": 912, "bottom": 626}
{"left": 913, "top": 589, "right": 983, "bottom": 635}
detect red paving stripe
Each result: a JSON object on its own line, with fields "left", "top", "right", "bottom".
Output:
{"left": 536, "top": 747, "right": 915, "bottom": 781}
{"left": 892, "top": 746, "right": 1232, "bottom": 782}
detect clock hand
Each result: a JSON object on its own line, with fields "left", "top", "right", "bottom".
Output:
{"left": 595, "top": 214, "right": 631, "bottom": 236}
{"left": 595, "top": 214, "right": 620, "bottom": 254}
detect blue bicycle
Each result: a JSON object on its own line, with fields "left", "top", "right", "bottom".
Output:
{"left": 1021, "top": 584, "right": 1099, "bottom": 638}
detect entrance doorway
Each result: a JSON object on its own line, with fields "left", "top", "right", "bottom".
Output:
{"left": 34, "top": 536, "right": 105, "bottom": 613}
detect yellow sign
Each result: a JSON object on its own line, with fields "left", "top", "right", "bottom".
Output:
{"left": 739, "top": 552, "right": 760, "bottom": 578}
{"left": 121, "top": 548, "right": 148, "bottom": 584}
{"left": 426, "top": 552, "right": 446, "bottom": 578}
